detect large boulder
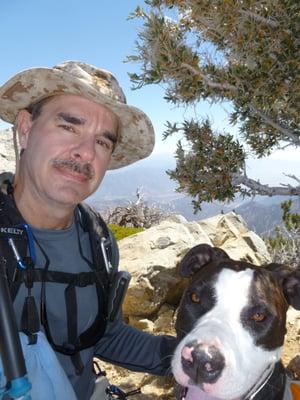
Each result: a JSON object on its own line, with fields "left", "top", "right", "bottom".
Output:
{"left": 119, "top": 212, "right": 271, "bottom": 320}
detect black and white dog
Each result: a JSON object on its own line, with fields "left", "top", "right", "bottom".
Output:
{"left": 172, "top": 244, "right": 300, "bottom": 400}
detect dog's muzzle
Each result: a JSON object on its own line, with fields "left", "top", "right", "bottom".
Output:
{"left": 181, "top": 341, "right": 225, "bottom": 385}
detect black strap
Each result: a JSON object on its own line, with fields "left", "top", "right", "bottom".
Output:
{"left": 65, "top": 284, "right": 84, "bottom": 375}
{"left": 13, "top": 268, "right": 98, "bottom": 287}
{"left": 21, "top": 296, "right": 39, "bottom": 344}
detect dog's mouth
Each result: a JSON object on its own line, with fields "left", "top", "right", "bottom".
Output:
{"left": 179, "top": 363, "right": 275, "bottom": 400}
{"left": 179, "top": 385, "right": 222, "bottom": 400}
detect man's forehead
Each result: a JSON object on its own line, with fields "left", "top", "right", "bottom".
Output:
{"left": 42, "top": 94, "right": 107, "bottom": 111}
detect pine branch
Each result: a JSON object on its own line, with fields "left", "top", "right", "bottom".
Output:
{"left": 239, "top": 10, "right": 279, "bottom": 28}
{"left": 181, "top": 62, "right": 237, "bottom": 91}
{"left": 283, "top": 174, "right": 300, "bottom": 185}
{"left": 249, "top": 106, "right": 300, "bottom": 145}
{"left": 233, "top": 173, "right": 300, "bottom": 196}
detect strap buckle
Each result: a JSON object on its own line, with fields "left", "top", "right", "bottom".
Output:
{"left": 76, "top": 272, "right": 93, "bottom": 287}
{"left": 100, "top": 237, "right": 113, "bottom": 274}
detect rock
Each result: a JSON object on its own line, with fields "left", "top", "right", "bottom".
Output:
{"left": 163, "top": 214, "right": 187, "bottom": 224}
{"left": 198, "top": 212, "right": 271, "bottom": 265}
{"left": 120, "top": 212, "right": 271, "bottom": 317}
{"left": 119, "top": 218, "right": 212, "bottom": 316}
{"left": 198, "top": 211, "right": 248, "bottom": 246}
{"left": 0, "top": 129, "right": 15, "bottom": 174}
{"left": 128, "top": 317, "right": 154, "bottom": 332}
{"left": 153, "top": 305, "right": 176, "bottom": 334}
{"left": 287, "top": 307, "right": 300, "bottom": 329}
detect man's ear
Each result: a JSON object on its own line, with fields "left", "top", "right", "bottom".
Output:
{"left": 16, "top": 109, "right": 33, "bottom": 150}
{"left": 178, "top": 244, "right": 229, "bottom": 278}
{"left": 266, "top": 264, "right": 300, "bottom": 310}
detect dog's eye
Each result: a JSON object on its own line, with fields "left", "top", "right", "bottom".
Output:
{"left": 190, "top": 292, "right": 201, "bottom": 304}
{"left": 250, "top": 312, "right": 266, "bottom": 322}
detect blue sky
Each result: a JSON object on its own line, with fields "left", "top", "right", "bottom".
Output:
{"left": 0, "top": 0, "right": 298, "bottom": 182}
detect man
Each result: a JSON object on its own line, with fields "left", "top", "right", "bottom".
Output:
{"left": 0, "top": 61, "right": 176, "bottom": 399}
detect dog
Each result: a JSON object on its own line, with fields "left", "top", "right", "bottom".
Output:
{"left": 172, "top": 244, "right": 300, "bottom": 400}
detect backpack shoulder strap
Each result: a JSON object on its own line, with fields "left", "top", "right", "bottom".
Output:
{"left": 77, "top": 203, "right": 119, "bottom": 272}
{"left": 0, "top": 192, "right": 28, "bottom": 299}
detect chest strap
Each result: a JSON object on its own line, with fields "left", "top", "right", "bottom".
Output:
{"left": 12, "top": 268, "right": 103, "bottom": 290}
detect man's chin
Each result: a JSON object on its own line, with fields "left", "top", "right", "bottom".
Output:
{"left": 48, "top": 186, "right": 91, "bottom": 207}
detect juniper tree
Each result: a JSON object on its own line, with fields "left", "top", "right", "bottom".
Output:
{"left": 127, "top": 0, "right": 300, "bottom": 210}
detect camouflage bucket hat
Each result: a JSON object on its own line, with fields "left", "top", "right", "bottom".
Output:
{"left": 0, "top": 61, "right": 155, "bottom": 169}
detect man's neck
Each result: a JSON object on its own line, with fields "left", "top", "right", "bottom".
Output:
{"left": 13, "top": 186, "right": 75, "bottom": 230}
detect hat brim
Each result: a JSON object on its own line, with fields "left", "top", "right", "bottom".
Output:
{"left": 0, "top": 67, "right": 155, "bottom": 169}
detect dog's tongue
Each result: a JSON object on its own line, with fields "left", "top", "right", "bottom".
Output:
{"left": 185, "top": 386, "right": 220, "bottom": 400}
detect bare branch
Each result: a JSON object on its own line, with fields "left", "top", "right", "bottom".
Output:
{"left": 181, "top": 62, "right": 237, "bottom": 91}
{"left": 239, "top": 10, "right": 279, "bottom": 28}
{"left": 283, "top": 173, "right": 300, "bottom": 184}
{"left": 179, "top": 66, "right": 299, "bottom": 145}
{"left": 233, "top": 173, "right": 300, "bottom": 196}
{"left": 250, "top": 106, "right": 300, "bottom": 145}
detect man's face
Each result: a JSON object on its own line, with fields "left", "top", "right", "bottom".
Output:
{"left": 17, "top": 94, "right": 119, "bottom": 208}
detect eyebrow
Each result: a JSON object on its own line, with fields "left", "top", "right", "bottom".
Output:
{"left": 56, "top": 112, "right": 86, "bottom": 125}
{"left": 57, "top": 112, "right": 118, "bottom": 146}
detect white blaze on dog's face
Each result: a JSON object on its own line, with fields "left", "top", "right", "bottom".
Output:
{"left": 172, "top": 264, "right": 286, "bottom": 400}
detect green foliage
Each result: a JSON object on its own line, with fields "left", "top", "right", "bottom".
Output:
{"left": 108, "top": 224, "right": 144, "bottom": 241}
{"left": 281, "top": 200, "right": 300, "bottom": 231}
{"left": 128, "top": 0, "right": 300, "bottom": 208}
{"left": 265, "top": 201, "right": 300, "bottom": 268}
{"left": 165, "top": 118, "right": 248, "bottom": 210}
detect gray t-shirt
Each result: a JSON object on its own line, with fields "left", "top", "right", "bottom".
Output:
{"left": 14, "top": 215, "right": 100, "bottom": 398}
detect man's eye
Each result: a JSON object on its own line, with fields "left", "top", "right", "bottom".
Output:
{"left": 96, "top": 138, "right": 112, "bottom": 151}
{"left": 59, "top": 124, "right": 76, "bottom": 133}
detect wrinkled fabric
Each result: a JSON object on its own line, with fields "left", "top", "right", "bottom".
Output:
{"left": 0, "top": 332, "right": 77, "bottom": 400}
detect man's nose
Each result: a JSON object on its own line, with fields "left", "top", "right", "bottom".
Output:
{"left": 71, "top": 138, "right": 95, "bottom": 162}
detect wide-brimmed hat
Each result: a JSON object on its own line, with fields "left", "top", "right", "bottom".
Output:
{"left": 0, "top": 61, "right": 155, "bottom": 169}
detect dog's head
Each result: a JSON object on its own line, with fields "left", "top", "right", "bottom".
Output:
{"left": 172, "top": 244, "right": 300, "bottom": 399}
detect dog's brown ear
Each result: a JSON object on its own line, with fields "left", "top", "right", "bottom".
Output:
{"left": 179, "top": 244, "right": 229, "bottom": 277}
{"left": 283, "top": 270, "right": 300, "bottom": 310}
{"left": 266, "top": 264, "right": 300, "bottom": 310}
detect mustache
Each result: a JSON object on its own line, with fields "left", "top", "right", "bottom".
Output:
{"left": 52, "top": 159, "right": 95, "bottom": 180}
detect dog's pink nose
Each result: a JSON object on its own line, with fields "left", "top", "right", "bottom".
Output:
{"left": 181, "top": 342, "right": 225, "bottom": 384}
{"left": 181, "top": 345, "right": 194, "bottom": 362}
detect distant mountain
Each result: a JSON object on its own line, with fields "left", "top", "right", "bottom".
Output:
{"left": 235, "top": 196, "right": 300, "bottom": 235}
{"left": 87, "top": 153, "right": 300, "bottom": 235}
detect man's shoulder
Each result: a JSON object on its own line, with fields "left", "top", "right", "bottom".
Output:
{"left": 0, "top": 190, "right": 18, "bottom": 220}
{"left": 0, "top": 172, "right": 14, "bottom": 195}
{"left": 77, "top": 202, "right": 107, "bottom": 230}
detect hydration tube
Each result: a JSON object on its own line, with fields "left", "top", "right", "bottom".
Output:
{"left": 0, "top": 224, "right": 35, "bottom": 399}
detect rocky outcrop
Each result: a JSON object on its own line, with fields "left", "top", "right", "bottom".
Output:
{"left": 0, "top": 128, "right": 15, "bottom": 174}
{"left": 119, "top": 212, "right": 271, "bottom": 322}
